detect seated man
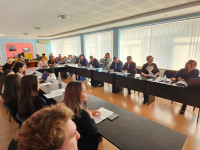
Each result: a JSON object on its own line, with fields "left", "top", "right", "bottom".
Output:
{"left": 89, "top": 56, "right": 100, "bottom": 68}
{"left": 109, "top": 57, "right": 123, "bottom": 93}
{"left": 122, "top": 56, "right": 137, "bottom": 95}
{"left": 15, "top": 103, "right": 80, "bottom": 150}
{"left": 109, "top": 57, "right": 123, "bottom": 72}
{"left": 100, "top": 53, "right": 112, "bottom": 69}
{"left": 122, "top": 56, "right": 137, "bottom": 74}
{"left": 89, "top": 56, "right": 101, "bottom": 87}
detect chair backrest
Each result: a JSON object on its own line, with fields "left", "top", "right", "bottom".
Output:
{"left": 163, "top": 70, "right": 177, "bottom": 78}
{"left": 16, "top": 113, "right": 27, "bottom": 124}
{"left": 3, "top": 103, "right": 20, "bottom": 124}
{"left": 8, "top": 139, "right": 17, "bottom": 150}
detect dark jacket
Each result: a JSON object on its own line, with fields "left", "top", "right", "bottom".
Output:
{"left": 122, "top": 61, "right": 137, "bottom": 74}
{"left": 73, "top": 109, "right": 100, "bottom": 150}
{"left": 20, "top": 96, "right": 47, "bottom": 118}
{"left": 3, "top": 63, "right": 12, "bottom": 71}
{"left": 174, "top": 68, "right": 199, "bottom": 81}
{"left": 89, "top": 58, "right": 100, "bottom": 68}
{"left": 79, "top": 58, "right": 88, "bottom": 66}
{"left": 110, "top": 60, "right": 123, "bottom": 72}
{"left": 141, "top": 63, "right": 159, "bottom": 75}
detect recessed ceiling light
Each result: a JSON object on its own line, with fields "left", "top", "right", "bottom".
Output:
{"left": 34, "top": 27, "right": 41, "bottom": 30}
{"left": 0, "top": 34, "right": 5, "bottom": 36}
{"left": 24, "top": 33, "right": 28, "bottom": 35}
{"left": 58, "top": 15, "right": 69, "bottom": 19}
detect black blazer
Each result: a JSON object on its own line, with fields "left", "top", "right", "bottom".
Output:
{"left": 79, "top": 58, "right": 88, "bottom": 66}
{"left": 110, "top": 60, "right": 124, "bottom": 72}
{"left": 89, "top": 58, "right": 100, "bottom": 68}
{"left": 73, "top": 109, "right": 100, "bottom": 150}
{"left": 141, "top": 63, "right": 159, "bottom": 75}
{"left": 122, "top": 62, "right": 137, "bottom": 74}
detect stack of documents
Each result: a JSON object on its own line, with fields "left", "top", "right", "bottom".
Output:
{"left": 93, "top": 107, "right": 113, "bottom": 124}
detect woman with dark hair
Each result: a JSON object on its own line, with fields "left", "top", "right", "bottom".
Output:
{"left": 0, "top": 69, "right": 14, "bottom": 95}
{"left": 12, "top": 62, "right": 26, "bottom": 78}
{"left": 18, "top": 75, "right": 47, "bottom": 118}
{"left": 3, "top": 74, "right": 20, "bottom": 114}
{"left": 64, "top": 81, "right": 101, "bottom": 150}
{"left": 171, "top": 60, "right": 199, "bottom": 114}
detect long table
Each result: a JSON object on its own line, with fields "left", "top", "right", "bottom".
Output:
{"left": 34, "top": 65, "right": 200, "bottom": 122}
{"left": 38, "top": 78, "right": 186, "bottom": 150}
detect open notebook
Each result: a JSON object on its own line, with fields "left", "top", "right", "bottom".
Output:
{"left": 93, "top": 107, "right": 113, "bottom": 124}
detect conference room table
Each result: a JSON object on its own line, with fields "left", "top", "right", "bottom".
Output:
{"left": 33, "top": 64, "right": 200, "bottom": 122}
{"left": 38, "top": 75, "right": 186, "bottom": 150}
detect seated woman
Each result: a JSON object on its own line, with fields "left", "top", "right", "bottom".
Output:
{"left": 0, "top": 69, "right": 14, "bottom": 95}
{"left": 63, "top": 81, "right": 101, "bottom": 150}
{"left": 13, "top": 62, "right": 26, "bottom": 78}
{"left": 18, "top": 75, "right": 47, "bottom": 118}
{"left": 12, "top": 103, "right": 80, "bottom": 150}
{"left": 17, "top": 54, "right": 25, "bottom": 62}
{"left": 141, "top": 55, "right": 159, "bottom": 77}
{"left": 48, "top": 55, "right": 56, "bottom": 67}
{"left": 171, "top": 60, "right": 199, "bottom": 114}
{"left": 3, "top": 74, "right": 20, "bottom": 114}
{"left": 37, "top": 57, "right": 48, "bottom": 67}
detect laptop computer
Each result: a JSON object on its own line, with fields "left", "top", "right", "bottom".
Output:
{"left": 187, "top": 78, "right": 200, "bottom": 88}
{"left": 40, "top": 71, "right": 49, "bottom": 83}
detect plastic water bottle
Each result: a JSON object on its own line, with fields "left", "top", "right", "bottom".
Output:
{"left": 163, "top": 74, "right": 167, "bottom": 83}
{"left": 58, "top": 72, "right": 62, "bottom": 85}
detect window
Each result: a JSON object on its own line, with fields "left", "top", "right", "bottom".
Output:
{"left": 85, "top": 31, "right": 113, "bottom": 60}
{"left": 51, "top": 36, "right": 81, "bottom": 57}
{"left": 120, "top": 18, "right": 200, "bottom": 70}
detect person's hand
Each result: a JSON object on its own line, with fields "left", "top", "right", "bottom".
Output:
{"left": 178, "top": 78, "right": 184, "bottom": 81}
{"left": 78, "top": 63, "right": 81, "bottom": 67}
{"left": 122, "top": 70, "right": 125, "bottom": 73}
{"left": 86, "top": 109, "right": 93, "bottom": 118}
{"left": 92, "top": 110, "right": 101, "bottom": 116}
{"left": 171, "top": 78, "right": 176, "bottom": 81}
{"left": 143, "top": 74, "right": 148, "bottom": 77}
{"left": 108, "top": 68, "right": 111, "bottom": 71}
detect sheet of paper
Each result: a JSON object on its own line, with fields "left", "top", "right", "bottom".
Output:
{"left": 147, "top": 72, "right": 156, "bottom": 78}
{"left": 44, "top": 91, "right": 63, "bottom": 99}
{"left": 40, "top": 82, "right": 52, "bottom": 86}
{"left": 93, "top": 107, "right": 113, "bottom": 124}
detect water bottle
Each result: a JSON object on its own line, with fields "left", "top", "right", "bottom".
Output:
{"left": 58, "top": 72, "right": 62, "bottom": 85}
{"left": 163, "top": 74, "right": 167, "bottom": 83}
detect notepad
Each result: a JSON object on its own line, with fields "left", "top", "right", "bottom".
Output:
{"left": 93, "top": 107, "right": 113, "bottom": 124}
{"left": 43, "top": 88, "right": 65, "bottom": 99}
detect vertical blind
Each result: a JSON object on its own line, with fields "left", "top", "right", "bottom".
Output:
{"left": 85, "top": 31, "right": 113, "bottom": 60}
{"left": 120, "top": 18, "right": 200, "bottom": 70}
{"left": 51, "top": 36, "right": 81, "bottom": 57}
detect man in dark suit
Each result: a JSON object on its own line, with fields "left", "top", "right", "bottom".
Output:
{"left": 122, "top": 56, "right": 137, "bottom": 95}
{"left": 89, "top": 56, "right": 100, "bottom": 68}
{"left": 109, "top": 57, "right": 123, "bottom": 72}
{"left": 109, "top": 57, "right": 123, "bottom": 93}
{"left": 122, "top": 56, "right": 137, "bottom": 74}
{"left": 89, "top": 56, "right": 101, "bottom": 87}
